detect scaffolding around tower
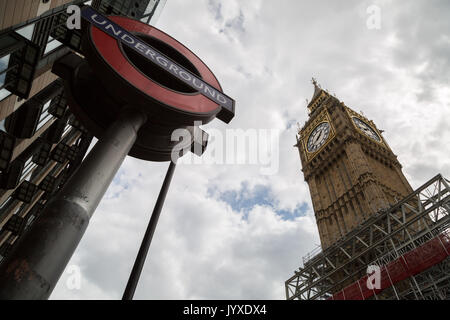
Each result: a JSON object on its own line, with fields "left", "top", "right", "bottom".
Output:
{"left": 286, "top": 174, "right": 450, "bottom": 300}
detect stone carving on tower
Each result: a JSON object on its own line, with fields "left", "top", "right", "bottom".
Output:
{"left": 296, "top": 79, "right": 414, "bottom": 249}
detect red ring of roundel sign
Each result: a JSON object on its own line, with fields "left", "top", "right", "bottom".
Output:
{"left": 87, "top": 10, "right": 226, "bottom": 116}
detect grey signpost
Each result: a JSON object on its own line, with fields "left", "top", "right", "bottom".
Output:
{"left": 0, "top": 108, "right": 147, "bottom": 299}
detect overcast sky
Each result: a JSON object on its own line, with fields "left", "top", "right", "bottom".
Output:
{"left": 50, "top": 0, "right": 450, "bottom": 299}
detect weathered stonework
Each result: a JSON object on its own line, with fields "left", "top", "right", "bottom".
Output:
{"left": 297, "top": 84, "right": 414, "bottom": 249}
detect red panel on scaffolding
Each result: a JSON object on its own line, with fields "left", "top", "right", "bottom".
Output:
{"left": 386, "top": 258, "right": 409, "bottom": 284}
{"left": 343, "top": 282, "right": 361, "bottom": 300}
{"left": 333, "top": 291, "right": 345, "bottom": 300}
{"left": 330, "top": 232, "right": 450, "bottom": 300}
{"left": 404, "top": 236, "right": 448, "bottom": 276}
{"left": 358, "top": 276, "right": 374, "bottom": 300}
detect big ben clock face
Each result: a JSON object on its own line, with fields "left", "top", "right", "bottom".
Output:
{"left": 307, "top": 122, "right": 331, "bottom": 153}
{"left": 352, "top": 117, "right": 381, "bottom": 142}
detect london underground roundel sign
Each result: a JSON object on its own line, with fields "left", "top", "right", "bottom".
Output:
{"left": 81, "top": 6, "right": 235, "bottom": 125}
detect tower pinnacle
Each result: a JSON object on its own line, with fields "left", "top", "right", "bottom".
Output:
{"left": 307, "top": 77, "right": 327, "bottom": 114}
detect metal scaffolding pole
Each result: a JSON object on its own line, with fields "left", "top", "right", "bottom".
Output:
{"left": 285, "top": 174, "right": 450, "bottom": 300}
{"left": 0, "top": 108, "right": 147, "bottom": 300}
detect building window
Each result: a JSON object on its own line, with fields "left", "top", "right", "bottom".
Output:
{"left": 0, "top": 198, "right": 13, "bottom": 213}
{"left": 36, "top": 100, "right": 53, "bottom": 132}
{"left": 0, "top": 32, "right": 37, "bottom": 99}
{"left": 144, "top": 0, "right": 159, "bottom": 14}
{"left": 25, "top": 214, "right": 35, "bottom": 230}
{"left": 0, "top": 55, "right": 10, "bottom": 84}
{"left": 20, "top": 156, "right": 36, "bottom": 182}
{"left": 141, "top": 0, "right": 166, "bottom": 25}
{"left": 0, "top": 119, "right": 6, "bottom": 132}
{"left": 62, "top": 123, "right": 72, "bottom": 138}
{"left": 15, "top": 24, "right": 36, "bottom": 41}
{"left": 0, "top": 54, "right": 14, "bottom": 102}
{"left": 43, "top": 36, "right": 63, "bottom": 56}
{"left": 0, "top": 87, "right": 11, "bottom": 101}
{"left": 0, "top": 131, "right": 15, "bottom": 172}
{"left": 140, "top": 0, "right": 159, "bottom": 24}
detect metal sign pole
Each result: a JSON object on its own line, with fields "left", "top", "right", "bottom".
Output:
{"left": 0, "top": 108, "right": 147, "bottom": 300}
{"left": 122, "top": 160, "right": 177, "bottom": 300}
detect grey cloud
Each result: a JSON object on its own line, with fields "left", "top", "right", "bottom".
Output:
{"left": 51, "top": 0, "right": 450, "bottom": 300}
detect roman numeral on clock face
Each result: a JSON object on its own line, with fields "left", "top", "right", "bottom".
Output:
{"left": 352, "top": 117, "right": 381, "bottom": 142}
{"left": 307, "top": 122, "right": 331, "bottom": 153}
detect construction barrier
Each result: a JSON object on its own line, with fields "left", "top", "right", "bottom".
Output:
{"left": 330, "top": 231, "right": 450, "bottom": 300}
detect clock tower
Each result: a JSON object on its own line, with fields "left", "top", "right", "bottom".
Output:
{"left": 296, "top": 79, "right": 414, "bottom": 249}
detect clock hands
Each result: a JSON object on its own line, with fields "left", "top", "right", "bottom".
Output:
{"left": 307, "top": 123, "right": 330, "bottom": 153}
{"left": 313, "top": 130, "right": 324, "bottom": 144}
{"left": 361, "top": 126, "right": 371, "bottom": 134}
{"left": 354, "top": 118, "right": 380, "bottom": 141}
{"left": 360, "top": 124, "right": 376, "bottom": 138}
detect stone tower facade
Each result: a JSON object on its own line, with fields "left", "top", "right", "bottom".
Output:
{"left": 296, "top": 80, "right": 414, "bottom": 249}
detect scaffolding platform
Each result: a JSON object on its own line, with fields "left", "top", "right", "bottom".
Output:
{"left": 285, "top": 174, "right": 450, "bottom": 300}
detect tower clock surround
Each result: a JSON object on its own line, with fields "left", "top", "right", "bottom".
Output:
{"left": 306, "top": 122, "right": 331, "bottom": 153}
{"left": 351, "top": 117, "right": 381, "bottom": 142}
